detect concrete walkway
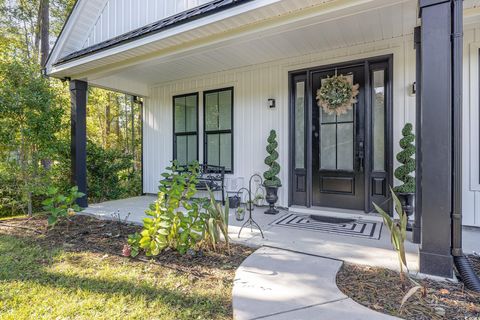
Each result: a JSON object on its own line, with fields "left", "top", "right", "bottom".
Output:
{"left": 233, "top": 247, "right": 400, "bottom": 320}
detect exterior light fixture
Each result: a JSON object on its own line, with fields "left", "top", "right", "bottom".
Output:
{"left": 268, "top": 98, "right": 276, "bottom": 108}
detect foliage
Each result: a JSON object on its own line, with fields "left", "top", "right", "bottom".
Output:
{"left": 128, "top": 161, "right": 231, "bottom": 256}
{"left": 0, "top": 59, "right": 63, "bottom": 215}
{"left": 87, "top": 142, "right": 141, "bottom": 203}
{"left": 394, "top": 123, "right": 416, "bottom": 193}
{"left": 0, "top": 162, "right": 23, "bottom": 216}
{"left": 0, "top": 1, "right": 143, "bottom": 216}
{"left": 42, "top": 186, "right": 85, "bottom": 226}
{"left": 373, "top": 188, "right": 408, "bottom": 282}
{"left": 129, "top": 161, "right": 207, "bottom": 255}
{"left": 205, "top": 187, "right": 230, "bottom": 253}
{"left": 263, "top": 130, "right": 282, "bottom": 187}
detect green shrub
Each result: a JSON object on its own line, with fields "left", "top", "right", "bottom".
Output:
{"left": 128, "top": 161, "right": 207, "bottom": 255}
{"left": 128, "top": 161, "right": 231, "bottom": 256}
{"left": 263, "top": 130, "right": 282, "bottom": 187}
{"left": 394, "top": 123, "right": 415, "bottom": 193}
{"left": 87, "top": 142, "right": 140, "bottom": 203}
{"left": 42, "top": 186, "right": 85, "bottom": 226}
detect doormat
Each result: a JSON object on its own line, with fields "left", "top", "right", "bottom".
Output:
{"left": 270, "top": 213, "right": 383, "bottom": 240}
{"left": 309, "top": 215, "right": 356, "bottom": 224}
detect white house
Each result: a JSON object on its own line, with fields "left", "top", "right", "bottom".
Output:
{"left": 46, "top": 0, "right": 479, "bottom": 278}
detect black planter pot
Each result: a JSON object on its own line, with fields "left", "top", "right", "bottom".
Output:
{"left": 264, "top": 185, "right": 280, "bottom": 215}
{"left": 397, "top": 192, "right": 415, "bottom": 231}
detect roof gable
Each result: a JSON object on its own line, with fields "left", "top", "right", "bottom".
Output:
{"left": 56, "top": 0, "right": 253, "bottom": 66}
{"left": 47, "top": 0, "right": 249, "bottom": 71}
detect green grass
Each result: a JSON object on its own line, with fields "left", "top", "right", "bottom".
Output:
{"left": 0, "top": 234, "right": 233, "bottom": 320}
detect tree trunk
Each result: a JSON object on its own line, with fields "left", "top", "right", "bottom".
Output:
{"left": 40, "top": 0, "right": 49, "bottom": 67}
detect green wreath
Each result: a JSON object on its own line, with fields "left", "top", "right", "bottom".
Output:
{"left": 316, "top": 75, "right": 359, "bottom": 115}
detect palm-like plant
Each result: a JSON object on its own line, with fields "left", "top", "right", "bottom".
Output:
{"left": 206, "top": 187, "right": 230, "bottom": 253}
{"left": 373, "top": 188, "right": 408, "bottom": 282}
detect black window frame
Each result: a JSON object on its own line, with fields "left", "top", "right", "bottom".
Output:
{"left": 173, "top": 92, "right": 199, "bottom": 165}
{"left": 203, "top": 87, "right": 234, "bottom": 173}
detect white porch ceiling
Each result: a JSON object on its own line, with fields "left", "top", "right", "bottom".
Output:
{"left": 85, "top": 0, "right": 419, "bottom": 95}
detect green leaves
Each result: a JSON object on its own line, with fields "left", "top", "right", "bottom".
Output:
{"left": 42, "top": 186, "right": 85, "bottom": 227}
{"left": 128, "top": 162, "right": 231, "bottom": 257}
{"left": 394, "top": 123, "right": 416, "bottom": 194}
{"left": 263, "top": 130, "right": 282, "bottom": 187}
{"left": 373, "top": 188, "right": 409, "bottom": 281}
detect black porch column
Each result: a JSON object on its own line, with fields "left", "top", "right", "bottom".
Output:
{"left": 70, "top": 80, "right": 88, "bottom": 208}
{"left": 418, "top": 0, "right": 461, "bottom": 278}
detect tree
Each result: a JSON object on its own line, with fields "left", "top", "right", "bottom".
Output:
{"left": 0, "top": 59, "right": 63, "bottom": 215}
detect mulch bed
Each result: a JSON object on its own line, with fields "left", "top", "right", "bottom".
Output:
{"left": 337, "top": 260, "right": 480, "bottom": 320}
{"left": 0, "top": 214, "right": 254, "bottom": 279}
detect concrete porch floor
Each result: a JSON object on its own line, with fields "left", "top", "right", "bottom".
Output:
{"left": 83, "top": 195, "right": 480, "bottom": 274}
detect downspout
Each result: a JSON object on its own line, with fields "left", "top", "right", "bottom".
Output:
{"left": 451, "top": 0, "right": 480, "bottom": 292}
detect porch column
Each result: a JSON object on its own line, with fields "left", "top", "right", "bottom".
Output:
{"left": 70, "top": 80, "right": 88, "bottom": 207}
{"left": 418, "top": 0, "right": 462, "bottom": 278}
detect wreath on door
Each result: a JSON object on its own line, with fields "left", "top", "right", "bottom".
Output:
{"left": 316, "top": 74, "right": 359, "bottom": 116}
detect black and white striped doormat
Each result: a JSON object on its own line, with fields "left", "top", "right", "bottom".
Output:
{"left": 270, "top": 213, "right": 383, "bottom": 240}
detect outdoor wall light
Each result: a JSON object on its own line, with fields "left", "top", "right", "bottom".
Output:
{"left": 268, "top": 98, "right": 276, "bottom": 108}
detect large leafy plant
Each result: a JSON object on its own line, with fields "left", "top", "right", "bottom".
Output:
{"left": 263, "top": 130, "right": 281, "bottom": 187}
{"left": 129, "top": 161, "right": 204, "bottom": 255}
{"left": 128, "top": 161, "right": 231, "bottom": 256}
{"left": 42, "top": 186, "right": 85, "bottom": 227}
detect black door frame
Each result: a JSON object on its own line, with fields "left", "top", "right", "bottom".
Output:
{"left": 288, "top": 55, "right": 394, "bottom": 213}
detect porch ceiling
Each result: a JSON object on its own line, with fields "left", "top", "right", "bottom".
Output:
{"left": 79, "top": 0, "right": 419, "bottom": 95}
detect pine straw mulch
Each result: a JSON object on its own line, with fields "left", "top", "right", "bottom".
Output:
{"left": 0, "top": 214, "right": 254, "bottom": 280}
{"left": 337, "top": 260, "right": 480, "bottom": 320}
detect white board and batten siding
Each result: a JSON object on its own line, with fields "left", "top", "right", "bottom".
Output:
{"left": 462, "top": 24, "right": 480, "bottom": 227}
{"left": 83, "top": 0, "right": 212, "bottom": 49}
{"left": 143, "top": 34, "right": 418, "bottom": 212}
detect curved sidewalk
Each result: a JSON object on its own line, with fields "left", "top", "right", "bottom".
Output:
{"left": 233, "top": 247, "right": 401, "bottom": 320}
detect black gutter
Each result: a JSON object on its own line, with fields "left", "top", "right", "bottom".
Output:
{"left": 450, "top": 0, "right": 480, "bottom": 292}
{"left": 413, "top": 26, "right": 422, "bottom": 244}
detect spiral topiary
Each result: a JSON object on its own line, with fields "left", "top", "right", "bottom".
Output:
{"left": 394, "top": 123, "right": 415, "bottom": 194}
{"left": 263, "top": 130, "right": 282, "bottom": 187}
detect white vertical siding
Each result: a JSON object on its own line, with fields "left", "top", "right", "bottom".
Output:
{"left": 84, "top": 0, "right": 212, "bottom": 48}
{"left": 143, "top": 35, "right": 418, "bottom": 209}
{"left": 462, "top": 24, "right": 480, "bottom": 227}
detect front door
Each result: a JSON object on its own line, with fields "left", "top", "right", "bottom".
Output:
{"left": 311, "top": 66, "right": 365, "bottom": 210}
{"left": 289, "top": 56, "right": 392, "bottom": 212}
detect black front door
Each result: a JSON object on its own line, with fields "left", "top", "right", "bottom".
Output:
{"left": 289, "top": 56, "right": 392, "bottom": 212}
{"left": 311, "top": 66, "right": 365, "bottom": 210}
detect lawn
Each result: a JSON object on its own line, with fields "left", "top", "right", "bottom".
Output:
{"left": 0, "top": 215, "right": 252, "bottom": 320}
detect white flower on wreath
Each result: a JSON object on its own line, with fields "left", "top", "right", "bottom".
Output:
{"left": 316, "top": 74, "right": 360, "bottom": 116}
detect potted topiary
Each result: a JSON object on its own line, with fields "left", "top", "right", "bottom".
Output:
{"left": 263, "top": 130, "right": 281, "bottom": 215}
{"left": 393, "top": 123, "right": 415, "bottom": 229}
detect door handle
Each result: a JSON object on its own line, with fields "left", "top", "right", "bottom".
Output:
{"left": 358, "top": 141, "right": 364, "bottom": 172}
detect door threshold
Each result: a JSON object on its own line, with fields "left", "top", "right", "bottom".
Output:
{"left": 288, "top": 205, "right": 383, "bottom": 223}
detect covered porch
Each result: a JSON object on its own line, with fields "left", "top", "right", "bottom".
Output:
{"left": 48, "top": 0, "right": 480, "bottom": 278}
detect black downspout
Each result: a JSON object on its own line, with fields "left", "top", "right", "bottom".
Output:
{"left": 413, "top": 26, "right": 422, "bottom": 244}
{"left": 451, "top": 0, "right": 480, "bottom": 292}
